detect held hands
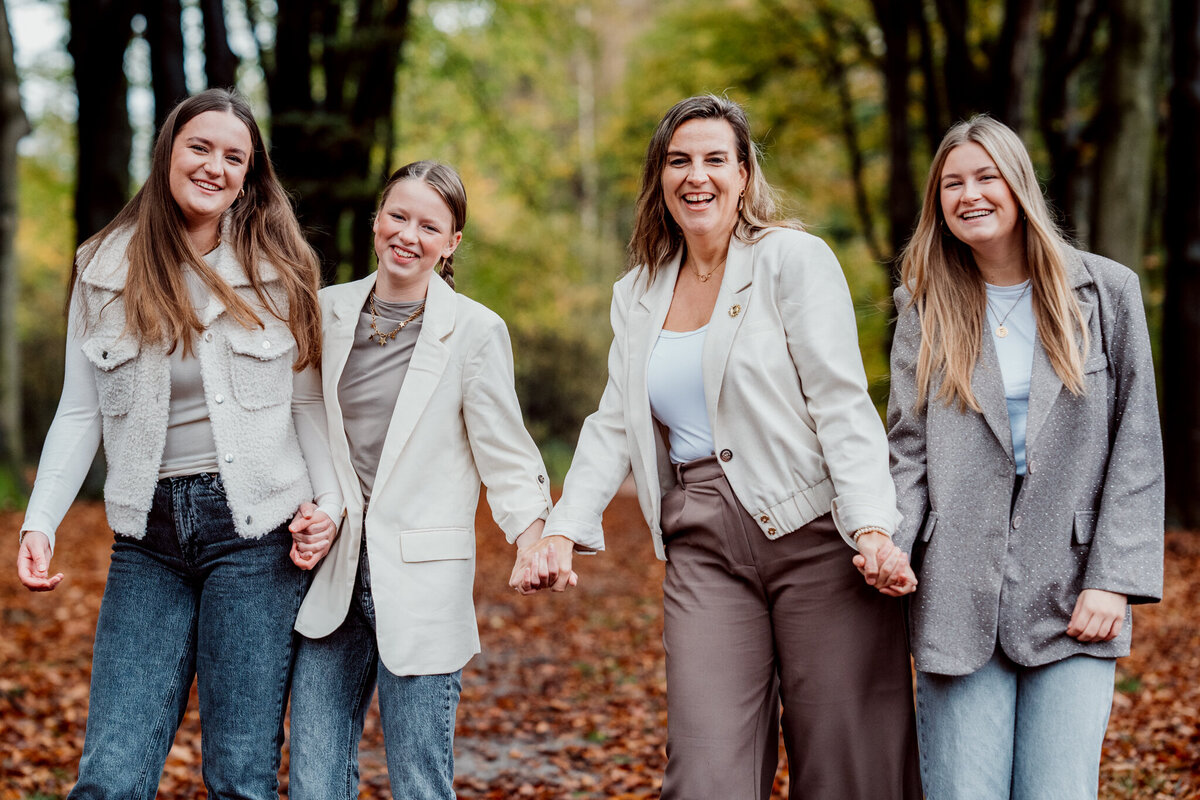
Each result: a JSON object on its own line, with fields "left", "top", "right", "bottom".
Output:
{"left": 852, "top": 531, "right": 917, "bottom": 597}
{"left": 1067, "top": 588, "right": 1127, "bottom": 642}
{"left": 17, "top": 531, "right": 63, "bottom": 591}
{"left": 289, "top": 502, "right": 336, "bottom": 570}
{"left": 509, "top": 532, "right": 578, "bottom": 595}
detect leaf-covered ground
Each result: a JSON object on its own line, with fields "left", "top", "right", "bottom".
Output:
{"left": 2, "top": 499, "right": 1197, "bottom": 799}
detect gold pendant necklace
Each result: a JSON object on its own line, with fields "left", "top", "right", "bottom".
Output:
{"left": 368, "top": 292, "right": 425, "bottom": 346}
{"left": 692, "top": 258, "right": 726, "bottom": 283}
{"left": 986, "top": 282, "right": 1030, "bottom": 339}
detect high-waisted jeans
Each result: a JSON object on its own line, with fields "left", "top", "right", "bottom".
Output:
{"left": 68, "top": 473, "right": 306, "bottom": 800}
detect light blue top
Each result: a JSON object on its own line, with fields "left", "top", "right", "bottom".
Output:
{"left": 647, "top": 325, "right": 714, "bottom": 464}
{"left": 986, "top": 280, "right": 1036, "bottom": 475}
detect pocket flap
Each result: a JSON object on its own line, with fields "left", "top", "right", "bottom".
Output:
{"left": 1083, "top": 352, "right": 1108, "bottom": 374}
{"left": 1072, "top": 511, "right": 1095, "bottom": 545}
{"left": 399, "top": 527, "right": 473, "bottom": 562}
{"left": 81, "top": 337, "right": 140, "bottom": 371}
{"left": 919, "top": 511, "right": 938, "bottom": 543}
{"left": 225, "top": 323, "right": 292, "bottom": 361}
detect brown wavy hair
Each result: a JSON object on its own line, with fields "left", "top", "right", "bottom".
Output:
{"left": 376, "top": 160, "right": 467, "bottom": 290}
{"left": 899, "top": 115, "right": 1087, "bottom": 412}
{"left": 627, "top": 94, "right": 800, "bottom": 280}
{"left": 71, "top": 88, "right": 322, "bottom": 370}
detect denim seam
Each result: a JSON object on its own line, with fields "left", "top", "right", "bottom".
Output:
{"left": 133, "top": 605, "right": 198, "bottom": 799}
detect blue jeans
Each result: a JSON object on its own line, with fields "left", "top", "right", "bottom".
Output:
{"left": 68, "top": 473, "right": 307, "bottom": 800}
{"left": 290, "top": 540, "right": 462, "bottom": 800}
{"left": 916, "top": 648, "right": 1116, "bottom": 800}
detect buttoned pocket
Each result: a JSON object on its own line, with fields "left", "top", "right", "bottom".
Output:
{"left": 81, "top": 337, "right": 140, "bottom": 416}
{"left": 1072, "top": 511, "right": 1095, "bottom": 545}
{"left": 226, "top": 325, "right": 294, "bottom": 410}
{"left": 919, "top": 511, "right": 939, "bottom": 543}
{"left": 399, "top": 527, "right": 473, "bottom": 562}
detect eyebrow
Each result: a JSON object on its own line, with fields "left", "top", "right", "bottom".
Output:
{"left": 666, "top": 148, "right": 733, "bottom": 159}
{"left": 941, "top": 165, "right": 997, "bottom": 181}
{"left": 185, "top": 136, "right": 248, "bottom": 160}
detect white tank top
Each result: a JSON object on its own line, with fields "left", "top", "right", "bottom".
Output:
{"left": 647, "top": 325, "right": 714, "bottom": 464}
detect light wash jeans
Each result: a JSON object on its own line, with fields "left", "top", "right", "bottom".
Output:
{"left": 916, "top": 647, "right": 1117, "bottom": 800}
{"left": 70, "top": 473, "right": 306, "bottom": 800}
{"left": 289, "top": 540, "right": 462, "bottom": 800}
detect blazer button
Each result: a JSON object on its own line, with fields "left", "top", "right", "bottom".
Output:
{"left": 1011, "top": 514, "right": 1023, "bottom": 530}
{"left": 1026, "top": 459, "right": 1035, "bottom": 474}
{"left": 719, "top": 449, "right": 733, "bottom": 462}
{"left": 537, "top": 474, "right": 546, "bottom": 484}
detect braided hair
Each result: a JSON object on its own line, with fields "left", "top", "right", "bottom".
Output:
{"left": 377, "top": 161, "right": 467, "bottom": 289}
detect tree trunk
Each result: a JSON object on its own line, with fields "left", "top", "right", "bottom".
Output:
{"left": 200, "top": 0, "right": 238, "bottom": 88}
{"left": 0, "top": 0, "right": 28, "bottom": 476}
{"left": 1163, "top": 0, "right": 1200, "bottom": 528}
{"left": 68, "top": 0, "right": 135, "bottom": 244}
{"left": 143, "top": 0, "right": 187, "bottom": 134}
{"left": 1091, "top": 0, "right": 1161, "bottom": 274}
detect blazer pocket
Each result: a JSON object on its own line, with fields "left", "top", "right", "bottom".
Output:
{"left": 1072, "top": 511, "right": 1096, "bottom": 545}
{"left": 81, "top": 337, "right": 140, "bottom": 416}
{"left": 399, "top": 527, "right": 474, "bottom": 562}
{"left": 1083, "top": 352, "right": 1108, "bottom": 374}
{"left": 919, "top": 511, "right": 938, "bottom": 543}
{"left": 226, "top": 326, "right": 294, "bottom": 410}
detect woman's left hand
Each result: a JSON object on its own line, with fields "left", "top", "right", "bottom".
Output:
{"left": 1066, "top": 588, "right": 1127, "bottom": 642}
{"left": 852, "top": 533, "right": 917, "bottom": 597}
{"left": 289, "top": 502, "right": 336, "bottom": 570}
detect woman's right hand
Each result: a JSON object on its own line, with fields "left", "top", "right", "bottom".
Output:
{"left": 510, "top": 534, "right": 577, "bottom": 595}
{"left": 17, "top": 531, "right": 63, "bottom": 591}
{"left": 852, "top": 533, "right": 917, "bottom": 597}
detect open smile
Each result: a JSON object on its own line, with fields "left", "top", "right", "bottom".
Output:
{"left": 960, "top": 209, "right": 994, "bottom": 221}
{"left": 390, "top": 245, "right": 419, "bottom": 260}
{"left": 682, "top": 192, "right": 715, "bottom": 209}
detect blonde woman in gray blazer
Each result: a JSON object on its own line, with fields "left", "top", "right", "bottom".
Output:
{"left": 888, "top": 116, "right": 1164, "bottom": 799}
{"left": 514, "top": 96, "right": 921, "bottom": 800}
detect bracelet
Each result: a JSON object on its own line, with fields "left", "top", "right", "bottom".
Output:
{"left": 852, "top": 527, "right": 890, "bottom": 544}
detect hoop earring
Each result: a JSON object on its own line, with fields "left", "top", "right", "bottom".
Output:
{"left": 238, "top": 187, "right": 245, "bottom": 199}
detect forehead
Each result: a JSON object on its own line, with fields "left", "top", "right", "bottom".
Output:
{"left": 941, "top": 141, "right": 996, "bottom": 175}
{"left": 174, "top": 110, "right": 252, "bottom": 150}
{"left": 667, "top": 117, "right": 739, "bottom": 153}
{"left": 380, "top": 178, "right": 455, "bottom": 221}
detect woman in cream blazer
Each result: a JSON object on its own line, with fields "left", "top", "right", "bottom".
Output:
{"left": 288, "top": 162, "right": 552, "bottom": 800}
{"left": 516, "top": 96, "right": 920, "bottom": 800}
{"left": 888, "top": 116, "right": 1163, "bottom": 799}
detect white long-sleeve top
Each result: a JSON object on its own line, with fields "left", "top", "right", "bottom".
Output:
{"left": 22, "top": 230, "right": 341, "bottom": 551}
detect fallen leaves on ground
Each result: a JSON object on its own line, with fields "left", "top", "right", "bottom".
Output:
{"left": 1, "top": 500, "right": 1197, "bottom": 799}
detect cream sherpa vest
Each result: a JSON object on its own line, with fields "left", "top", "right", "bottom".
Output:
{"left": 75, "top": 227, "right": 313, "bottom": 539}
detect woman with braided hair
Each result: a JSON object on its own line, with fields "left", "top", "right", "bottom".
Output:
{"left": 286, "top": 160, "right": 555, "bottom": 800}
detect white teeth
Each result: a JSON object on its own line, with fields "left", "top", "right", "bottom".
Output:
{"left": 392, "top": 246, "right": 418, "bottom": 258}
{"left": 962, "top": 210, "right": 992, "bottom": 219}
{"left": 684, "top": 193, "right": 714, "bottom": 203}
{"left": 194, "top": 180, "right": 221, "bottom": 191}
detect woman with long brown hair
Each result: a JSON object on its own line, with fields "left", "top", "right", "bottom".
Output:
{"left": 15, "top": 88, "right": 340, "bottom": 799}
{"left": 888, "top": 115, "right": 1163, "bottom": 798}
{"left": 514, "top": 94, "right": 920, "bottom": 800}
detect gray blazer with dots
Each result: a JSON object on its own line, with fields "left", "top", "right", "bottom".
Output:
{"left": 887, "top": 249, "right": 1163, "bottom": 676}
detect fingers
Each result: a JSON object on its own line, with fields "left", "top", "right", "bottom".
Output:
{"left": 1067, "top": 590, "right": 1126, "bottom": 642}
{"left": 17, "top": 534, "right": 63, "bottom": 592}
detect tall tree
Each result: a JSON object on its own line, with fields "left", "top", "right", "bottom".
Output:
{"left": 68, "top": 0, "right": 135, "bottom": 244}
{"left": 1163, "top": 0, "right": 1200, "bottom": 527}
{"left": 0, "top": 0, "right": 28, "bottom": 477}
{"left": 252, "top": 0, "right": 411, "bottom": 284}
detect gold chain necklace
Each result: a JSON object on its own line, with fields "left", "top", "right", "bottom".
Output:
{"left": 985, "top": 281, "right": 1030, "bottom": 339}
{"left": 692, "top": 258, "right": 726, "bottom": 283}
{"left": 368, "top": 292, "right": 425, "bottom": 346}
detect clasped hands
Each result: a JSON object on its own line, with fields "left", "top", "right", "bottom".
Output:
{"left": 289, "top": 502, "right": 336, "bottom": 570}
{"left": 509, "top": 531, "right": 577, "bottom": 595}
{"left": 853, "top": 531, "right": 918, "bottom": 597}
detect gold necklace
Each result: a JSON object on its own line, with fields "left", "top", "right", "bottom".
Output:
{"left": 368, "top": 292, "right": 425, "bottom": 346}
{"left": 985, "top": 281, "right": 1030, "bottom": 338}
{"left": 691, "top": 258, "right": 726, "bottom": 283}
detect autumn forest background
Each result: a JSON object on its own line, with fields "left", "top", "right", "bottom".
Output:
{"left": 1, "top": 0, "right": 1199, "bottom": 798}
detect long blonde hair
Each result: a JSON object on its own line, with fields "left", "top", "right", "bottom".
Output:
{"left": 900, "top": 115, "right": 1086, "bottom": 411}
{"left": 71, "top": 89, "right": 322, "bottom": 370}
{"left": 627, "top": 94, "right": 799, "bottom": 280}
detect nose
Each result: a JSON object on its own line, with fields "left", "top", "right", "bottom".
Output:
{"left": 963, "top": 179, "right": 982, "bottom": 201}
{"left": 203, "top": 153, "right": 222, "bottom": 176}
{"left": 686, "top": 161, "right": 707, "bottom": 184}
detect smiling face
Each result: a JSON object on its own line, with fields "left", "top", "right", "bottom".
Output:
{"left": 372, "top": 178, "right": 462, "bottom": 302}
{"left": 939, "top": 141, "right": 1024, "bottom": 262}
{"left": 660, "top": 117, "right": 748, "bottom": 249}
{"left": 167, "top": 110, "right": 252, "bottom": 241}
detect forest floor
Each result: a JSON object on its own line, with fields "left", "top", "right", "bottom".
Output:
{"left": 1, "top": 498, "right": 1198, "bottom": 799}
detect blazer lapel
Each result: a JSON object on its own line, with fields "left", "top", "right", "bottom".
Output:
{"left": 626, "top": 253, "right": 679, "bottom": 492}
{"left": 372, "top": 276, "right": 455, "bottom": 493}
{"left": 973, "top": 329, "right": 1015, "bottom": 463}
{"left": 324, "top": 275, "right": 377, "bottom": 506}
{"left": 1025, "top": 251, "right": 1094, "bottom": 451}
{"left": 702, "top": 237, "right": 753, "bottom": 424}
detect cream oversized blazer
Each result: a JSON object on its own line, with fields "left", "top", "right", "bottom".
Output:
{"left": 544, "top": 228, "right": 899, "bottom": 559}
{"left": 295, "top": 273, "right": 553, "bottom": 676}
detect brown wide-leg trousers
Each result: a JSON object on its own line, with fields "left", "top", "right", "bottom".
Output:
{"left": 658, "top": 456, "right": 921, "bottom": 800}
